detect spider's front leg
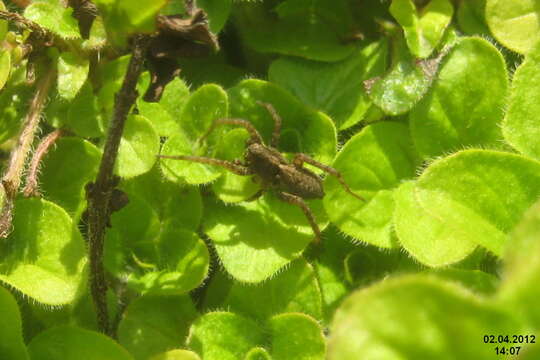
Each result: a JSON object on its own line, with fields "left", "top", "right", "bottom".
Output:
{"left": 158, "top": 154, "right": 252, "bottom": 176}
{"left": 292, "top": 153, "right": 365, "bottom": 201}
{"left": 276, "top": 191, "right": 321, "bottom": 244}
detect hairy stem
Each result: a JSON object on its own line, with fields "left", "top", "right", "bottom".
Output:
{"left": 0, "top": 67, "right": 55, "bottom": 237}
{"left": 0, "top": 10, "right": 48, "bottom": 37}
{"left": 22, "top": 129, "right": 63, "bottom": 198}
{"left": 86, "top": 35, "right": 150, "bottom": 336}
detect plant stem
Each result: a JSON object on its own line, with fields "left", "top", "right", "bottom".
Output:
{"left": 0, "top": 10, "right": 48, "bottom": 37}
{"left": 0, "top": 67, "right": 55, "bottom": 237}
{"left": 86, "top": 35, "right": 150, "bottom": 336}
{"left": 22, "top": 129, "right": 63, "bottom": 197}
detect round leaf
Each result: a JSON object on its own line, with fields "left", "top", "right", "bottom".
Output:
{"left": 499, "top": 200, "right": 540, "bottom": 329}
{"left": 150, "top": 350, "right": 201, "bottom": 360}
{"left": 24, "top": 0, "right": 81, "bottom": 39}
{"left": 503, "top": 45, "right": 540, "bottom": 159}
{"left": 269, "top": 313, "right": 326, "bottom": 360}
{"left": 40, "top": 137, "right": 101, "bottom": 215}
{"left": 57, "top": 52, "right": 89, "bottom": 100}
{"left": 324, "top": 122, "right": 419, "bottom": 248}
{"left": 222, "top": 259, "right": 322, "bottom": 321}
{"left": 486, "top": 0, "right": 540, "bottom": 54}
{"left": 187, "top": 312, "right": 265, "bottom": 360}
{"left": 394, "top": 150, "right": 540, "bottom": 266}
{"left": 160, "top": 84, "right": 228, "bottom": 185}
{"left": 410, "top": 37, "right": 508, "bottom": 159}
{"left": 203, "top": 195, "right": 327, "bottom": 283}
{"left": 268, "top": 40, "right": 388, "bottom": 130}
{"left": 118, "top": 295, "right": 198, "bottom": 360}
{"left": 329, "top": 275, "right": 523, "bottom": 360}
{"left": 0, "top": 198, "right": 87, "bottom": 305}
{"left": 116, "top": 115, "right": 160, "bottom": 179}
{"left": 28, "top": 326, "right": 133, "bottom": 360}
{"left": 0, "top": 286, "right": 28, "bottom": 360}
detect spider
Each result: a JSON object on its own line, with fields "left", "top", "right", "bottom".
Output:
{"left": 158, "top": 102, "right": 364, "bottom": 243}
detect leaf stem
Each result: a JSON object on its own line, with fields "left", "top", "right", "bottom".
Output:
{"left": 22, "top": 128, "right": 63, "bottom": 198}
{"left": 85, "top": 35, "right": 150, "bottom": 336}
{"left": 0, "top": 66, "right": 55, "bottom": 237}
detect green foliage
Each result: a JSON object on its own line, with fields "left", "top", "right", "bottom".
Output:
{"left": 3, "top": 1, "right": 540, "bottom": 358}
{"left": 329, "top": 275, "right": 523, "bottom": 360}
{"left": 0, "top": 287, "right": 28, "bottom": 360}
{"left": 28, "top": 326, "right": 133, "bottom": 360}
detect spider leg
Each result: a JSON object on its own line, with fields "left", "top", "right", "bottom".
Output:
{"left": 257, "top": 101, "right": 282, "bottom": 148}
{"left": 292, "top": 153, "right": 365, "bottom": 201}
{"left": 158, "top": 154, "right": 252, "bottom": 175}
{"left": 199, "top": 118, "right": 263, "bottom": 145}
{"left": 276, "top": 191, "right": 321, "bottom": 244}
{"left": 245, "top": 188, "right": 265, "bottom": 202}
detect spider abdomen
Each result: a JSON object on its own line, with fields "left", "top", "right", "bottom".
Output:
{"left": 277, "top": 165, "right": 324, "bottom": 199}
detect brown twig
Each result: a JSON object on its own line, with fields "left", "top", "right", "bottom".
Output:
{"left": 22, "top": 129, "right": 63, "bottom": 198}
{"left": 0, "top": 10, "right": 48, "bottom": 38}
{"left": 0, "top": 67, "right": 55, "bottom": 238}
{"left": 85, "top": 35, "right": 150, "bottom": 336}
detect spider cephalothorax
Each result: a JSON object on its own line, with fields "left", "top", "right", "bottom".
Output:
{"left": 159, "top": 102, "right": 364, "bottom": 242}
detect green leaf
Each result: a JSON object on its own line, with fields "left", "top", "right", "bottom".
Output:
{"left": 160, "top": 84, "right": 228, "bottom": 185}
{"left": 40, "top": 137, "right": 101, "bottom": 215}
{"left": 410, "top": 37, "right": 508, "bottom": 159}
{"left": 57, "top": 52, "right": 89, "bottom": 100}
{"left": 0, "top": 286, "right": 29, "bottom": 360}
{"left": 121, "top": 165, "right": 202, "bottom": 230}
{"left": 203, "top": 195, "right": 327, "bottom": 283}
{"left": 390, "top": 0, "right": 454, "bottom": 58}
{"left": 233, "top": 0, "right": 356, "bottom": 61}
{"left": 244, "top": 347, "right": 271, "bottom": 360}
{"left": 118, "top": 295, "right": 198, "bottom": 360}
{"left": 366, "top": 40, "right": 433, "bottom": 115}
{"left": 211, "top": 128, "right": 259, "bottom": 203}
{"left": 0, "top": 70, "right": 33, "bottom": 145}
{"left": 93, "top": 0, "right": 168, "bottom": 46}
{"left": 150, "top": 350, "right": 202, "bottom": 360}
{"left": 324, "top": 122, "right": 419, "bottom": 248}
{"left": 222, "top": 259, "right": 322, "bottom": 321}
{"left": 269, "top": 40, "right": 388, "bottom": 130}
{"left": 128, "top": 227, "right": 209, "bottom": 295}
{"left": 485, "top": 0, "right": 540, "bottom": 54}
{"left": 228, "top": 79, "right": 337, "bottom": 165}
{"left": 394, "top": 150, "right": 540, "bottom": 266}
{"left": 187, "top": 312, "right": 265, "bottom": 360}
{"left": 137, "top": 77, "right": 190, "bottom": 137}
{"left": 429, "top": 269, "right": 499, "bottom": 295}
{"left": 0, "top": 50, "right": 11, "bottom": 92}
{"left": 503, "top": 45, "right": 540, "bottom": 159}
{"left": 498, "top": 200, "right": 540, "bottom": 329}
{"left": 24, "top": 0, "right": 81, "bottom": 39}
{"left": 97, "top": 55, "right": 131, "bottom": 121}
{"left": 115, "top": 115, "right": 160, "bottom": 179}
{"left": 198, "top": 0, "right": 232, "bottom": 33}
{"left": 104, "top": 195, "right": 160, "bottom": 274}
{"left": 81, "top": 16, "right": 108, "bottom": 50}
{"left": 313, "top": 227, "right": 355, "bottom": 323}
{"left": 457, "top": 0, "right": 490, "bottom": 35}
{"left": 28, "top": 326, "right": 133, "bottom": 360}
{"left": 329, "top": 275, "right": 523, "bottom": 360}
{"left": 66, "top": 82, "right": 104, "bottom": 138}
{"left": 269, "top": 313, "right": 325, "bottom": 360}
{"left": 0, "top": 1, "right": 7, "bottom": 42}
{"left": 0, "top": 198, "right": 87, "bottom": 305}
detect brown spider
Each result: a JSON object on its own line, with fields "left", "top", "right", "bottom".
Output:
{"left": 158, "top": 102, "right": 364, "bottom": 243}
